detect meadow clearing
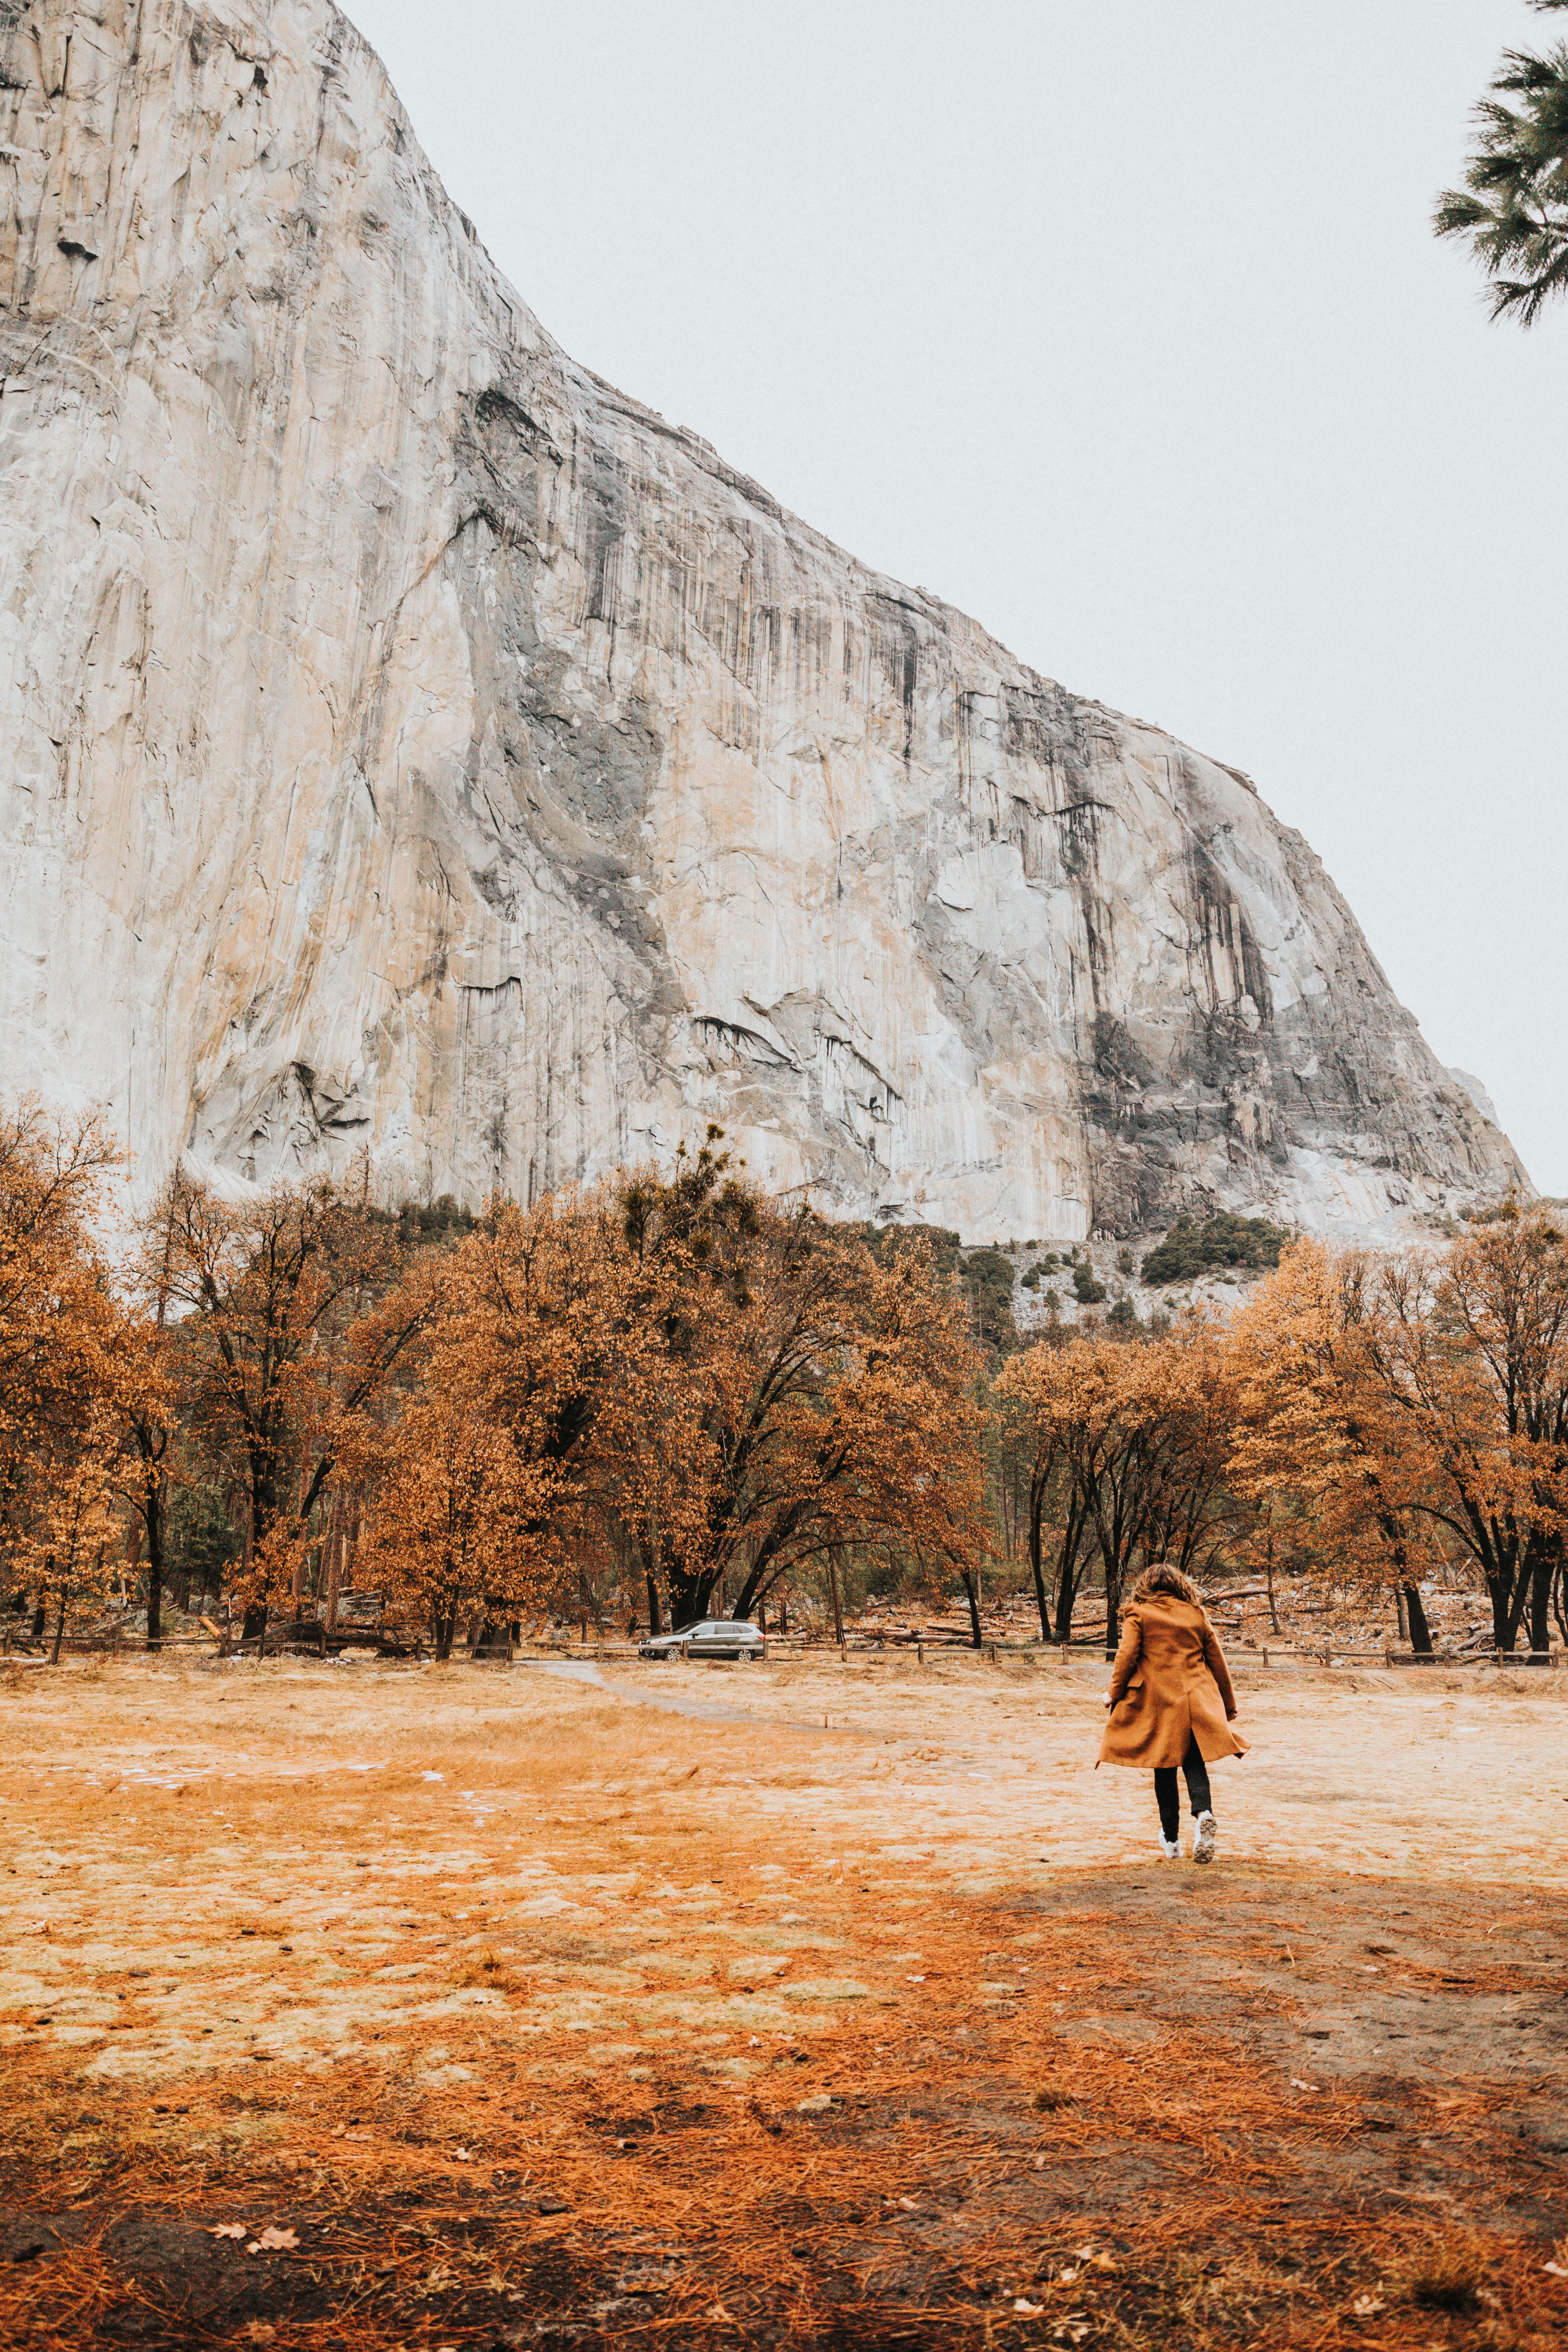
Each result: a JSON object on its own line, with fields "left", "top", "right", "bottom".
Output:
{"left": 2, "top": 1650, "right": 1565, "bottom": 2350}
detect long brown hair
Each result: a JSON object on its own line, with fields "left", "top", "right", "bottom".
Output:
{"left": 1129, "top": 1561, "right": 1201, "bottom": 1606}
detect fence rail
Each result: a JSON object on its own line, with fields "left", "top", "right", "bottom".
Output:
{"left": 5, "top": 1627, "right": 1558, "bottom": 1671}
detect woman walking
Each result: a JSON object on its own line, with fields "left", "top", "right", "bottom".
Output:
{"left": 1098, "top": 1563, "right": 1247, "bottom": 1862}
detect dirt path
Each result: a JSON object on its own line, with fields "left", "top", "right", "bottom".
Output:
{"left": 1, "top": 1653, "right": 1564, "bottom": 2348}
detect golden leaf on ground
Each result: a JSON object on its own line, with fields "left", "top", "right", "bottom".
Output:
{"left": 252, "top": 2226, "right": 298, "bottom": 2252}
{"left": 209, "top": 2223, "right": 247, "bottom": 2239}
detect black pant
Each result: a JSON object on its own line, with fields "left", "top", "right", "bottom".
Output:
{"left": 1155, "top": 1737, "right": 1212, "bottom": 1842}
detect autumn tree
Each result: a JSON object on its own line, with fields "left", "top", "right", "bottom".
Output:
{"left": 0, "top": 1100, "right": 122, "bottom": 1639}
{"left": 1227, "top": 1241, "right": 1440, "bottom": 1653}
{"left": 1356, "top": 1207, "right": 1568, "bottom": 1655}
{"left": 995, "top": 1321, "right": 1238, "bottom": 1646}
{"left": 110, "top": 1302, "right": 184, "bottom": 1648}
{"left": 27, "top": 1411, "right": 121, "bottom": 1664}
{"left": 152, "top": 1170, "right": 435, "bottom": 1637}
{"left": 356, "top": 1392, "right": 541, "bottom": 1658}
{"left": 355, "top": 1192, "right": 620, "bottom": 1652}
{"left": 603, "top": 1137, "right": 988, "bottom": 1632}
{"left": 361, "top": 1137, "right": 989, "bottom": 1644}
{"left": 993, "top": 1352, "right": 1091, "bottom": 1643}
{"left": 0, "top": 1100, "right": 118, "bottom": 1458}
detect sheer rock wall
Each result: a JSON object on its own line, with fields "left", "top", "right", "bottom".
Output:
{"left": 0, "top": 0, "right": 1528, "bottom": 1236}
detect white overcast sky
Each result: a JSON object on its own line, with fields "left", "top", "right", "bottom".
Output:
{"left": 349, "top": 0, "right": 1568, "bottom": 1194}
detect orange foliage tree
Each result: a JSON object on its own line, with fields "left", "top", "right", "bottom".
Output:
{"left": 150, "top": 1170, "right": 435, "bottom": 1636}
{"left": 603, "top": 1138, "right": 988, "bottom": 1632}
{"left": 352, "top": 1135, "right": 988, "bottom": 1647}
{"left": 0, "top": 1100, "right": 123, "bottom": 1646}
{"left": 355, "top": 1393, "right": 542, "bottom": 1659}
{"left": 995, "top": 1320, "right": 1238, "bottom": 1646}
{"left": 1228, "top": 1240, "right": 1441, "bottom": 1651}
{"left": 354, "top": 1190, "right": 621, "bottom": 1652}
{"left": 26, "top": 1409, "right": 122, "bottom": 1663}
{"left": 1354, "top": 1206, "right": 1568, "bottom": 1654}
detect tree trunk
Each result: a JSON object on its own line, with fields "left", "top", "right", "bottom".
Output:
{"left": 50, "top": 1592, "right": 65, "bottom": 1666}
{"left": 1402, "top": 1581, "right": 1434, "bottom": 1657}
{"left": 960, "top": 1567, "right": 982, "bottom": 1650}
{"left": 435, "top": 1609, "right": 455, "bottom": 1662}
{"left": 1029, "top": 1499, "right": 1051, "bottom": 1643}
{"left": 1528, "top": 1551, "right": 1553, "bottom": 1661}
{"left": 1105, "top": 1560, "right": 1127, "bottom": 1657}
{"left": 144, "top": 1472, "right": 166, "bottom": 1650}
{"left": 324, "top": 1487, "right": 345, "bottom": 1632}
{"left": 645, "top": 1572, "right": 663, "bottom": 1637}
{"left": 667, "top": 1563, "right": 717, "bottom": 1629}
{"left": 1490, "top": 1574, "right": 1517, "bottom": 1653}
{"left": 1052, "top": 1558, "right": 1078, "bottom": 1644}
{"left": 827, "top": 1550, "right": 845, "bottom": 1647}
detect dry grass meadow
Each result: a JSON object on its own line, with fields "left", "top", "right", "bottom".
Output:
{"left": 2, "top": 1647, "right": 1566, "bottom": 2350}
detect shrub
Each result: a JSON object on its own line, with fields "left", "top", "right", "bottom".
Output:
{"left": 1072, "top": 1262, "right": 1107, "bottom": 1306}
{"left": 1141, "top": 1213, "right": 1293, "bottom": 1287}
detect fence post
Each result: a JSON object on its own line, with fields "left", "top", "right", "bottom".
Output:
{"left": 917, "top": 1644, "right": 925, "bottom": 1667}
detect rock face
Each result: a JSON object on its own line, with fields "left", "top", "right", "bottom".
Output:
{"left": 0, "top": 0, "right": 1529, "bottom": 1238}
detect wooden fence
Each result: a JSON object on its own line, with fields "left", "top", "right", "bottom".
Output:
{"left": 4, "top": 1626, "right": 1558, "bottom": 1672}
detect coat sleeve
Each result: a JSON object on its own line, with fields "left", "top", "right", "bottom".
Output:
{"left": 1106, "top": 1609, "right": 1144, "bottom": 1705}
{"left": 1200, "top": 1615, "right": 1238, "bottom": 1717}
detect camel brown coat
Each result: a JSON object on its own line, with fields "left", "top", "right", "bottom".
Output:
{"left": 1097, "top": 1595, "right": 1248, "bottom": 1770}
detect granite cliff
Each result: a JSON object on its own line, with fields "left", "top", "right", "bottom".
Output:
{"left": 0, "top": 0, "right": 1529, "bottom": 1238}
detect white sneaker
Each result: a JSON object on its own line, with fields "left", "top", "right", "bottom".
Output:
{"left": 1192, "top": 1811, "right": 1217, "bottom": 1864}
{"left": 1158, "top": 1835, "right": 1180, "bottom": 1859}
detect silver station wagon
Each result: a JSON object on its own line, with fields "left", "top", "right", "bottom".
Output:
{"left": 638, "top": 1618, "right": 764, "bottom": 1662}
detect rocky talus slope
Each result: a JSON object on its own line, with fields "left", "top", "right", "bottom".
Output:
{"left": 0, "top": 0, "right": 1528, "bottom": 1237}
